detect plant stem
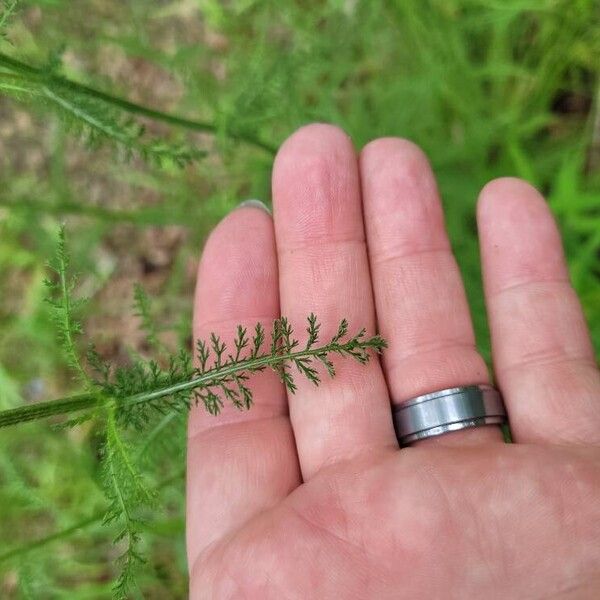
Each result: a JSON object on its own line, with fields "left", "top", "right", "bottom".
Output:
{"left": 0, "top": 393, "right": 97, "bottom": 427}
{"left": 0, "top": 52, "right": 277, "bottom": 155}
{"left": 0, "top": 343, "right": 368, "bottom": 428}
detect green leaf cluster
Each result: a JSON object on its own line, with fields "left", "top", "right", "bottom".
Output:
{"left": 0, "top": 230, "right": 386, "bottom": 596}
{"left": 0, "top": 55, "right": 207, "bottom": 167}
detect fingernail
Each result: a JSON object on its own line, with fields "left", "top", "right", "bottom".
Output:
{"left": 237, "top": 199, "right": 271, "bottom": 214}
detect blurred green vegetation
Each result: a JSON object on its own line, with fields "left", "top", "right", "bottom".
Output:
{"left": 0, "top": 0, "right": 599, "bottom": 597}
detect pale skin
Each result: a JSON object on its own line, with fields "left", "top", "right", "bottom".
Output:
{"left": 186, "top": 124, "right": 600, "bottom": 598}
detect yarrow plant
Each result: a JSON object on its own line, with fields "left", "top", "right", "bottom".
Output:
{"left": 1, "top": 2, "right": 597, "bottom": 597}
{"left": 0, "top": 50, "right": 275, "bottom": 168}
{"left": 0, "top": 228, "right": 386, "bottom": 598}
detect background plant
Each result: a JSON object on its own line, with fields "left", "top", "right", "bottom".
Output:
{"left": 0, "top": 0, "right": 599, "bottom": 598}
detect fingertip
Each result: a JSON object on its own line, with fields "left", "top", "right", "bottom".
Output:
{"left": 200, "top": 201, "right": 274, "bottom": 269}
{"left": 272, "top": 123, "right": 355, "bottom": 191}
{"left": 359, "top": 136, "right": 446, "bottom": 258}
{"left": 477, "top": 177, "right": 545, "bottom": 220}
{"left": 477, "top": 177, "right": 568, "bottom": 295}
{"left": 272, "top": 122, "right": 361, "bottom": 246}
{"left": 360, "top": 137, "right": 430, "bottom": 178}
{"left": 275, "top": 122, "right": 353, "bottom": 161}
{"left": 195, "top": 202, "right": 278, "bottom": 328}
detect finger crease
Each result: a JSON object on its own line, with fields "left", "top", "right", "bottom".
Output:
{"left": 278, "top": 236, "right": 365, "bottom": 254}
{"left": 497, "top": 352, "right": 598, "bottom": 376}
{"left": 387, "top": 339, "right": 480, "bottom": 366}
{"left": 188, "top": 413, "right": 290, "bottom": 441}
{"left": 370, "top": 245, "right": 451, "bottom": 267}
{"left": 488, "top": 277, "right": 572, "bottom": 301}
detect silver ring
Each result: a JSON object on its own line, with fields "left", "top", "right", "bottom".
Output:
{"left": 392, "top": 384, "right": 507, "bottom": 445}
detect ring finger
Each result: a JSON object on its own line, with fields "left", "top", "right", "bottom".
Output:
{"left": 360, "top": 138, "right": 502, "bottom": 446}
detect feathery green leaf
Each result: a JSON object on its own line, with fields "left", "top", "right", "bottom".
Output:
{"left": 0, "top": 226, "right": 387, "bottom": 597}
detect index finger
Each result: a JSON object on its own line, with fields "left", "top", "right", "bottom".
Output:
{"left": 187, "top": 204, "right": 300, "bottom": 572}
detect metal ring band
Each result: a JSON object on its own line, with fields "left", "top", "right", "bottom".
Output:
{"left": 392, "top": 384, "right": 507, "bottom": 445}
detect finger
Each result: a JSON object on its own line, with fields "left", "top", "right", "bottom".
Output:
{"left": 187, "top": 203, "right": 301, "bottom": 570}
{"left": 272, "top": 124, "right": 397, "bottom": 480}
{"left": 360, "top": 138, "right": 503, "bottom": 446}
{"left": 478, "top": 178, "right": 600, "bottom": 445}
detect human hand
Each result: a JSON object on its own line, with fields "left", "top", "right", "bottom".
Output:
{"left": 186, "top": 124, "right": 600, "bottom": 598}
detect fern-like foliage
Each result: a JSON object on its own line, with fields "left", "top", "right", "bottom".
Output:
{"left": 40, "top": 82, "right": 205, "bottom": 167}
{"left": 0, "top": 228, "right": 387, "bottom": 597}
{"left": 133, "top": 283, "right": 167, "bottom": 355}
{"left": 80, "top": 314, "right": 385, "bottom": 433}
{"left": 0, "top": 0, "right": 18, "bottom": 37}
{"left": 43, "top": 227, "right": 157, "bottom": 597}
{"left": 103, "top": 407, "right": 156, "bottom": 600}
{"left": 44, "top": 226, "right": 89, "bottom": 385}
{"left": 0, "top": 51, "right": 206, "bottom": 167}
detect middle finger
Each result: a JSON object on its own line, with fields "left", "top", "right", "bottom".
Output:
{"left": 272, "top": 124, "right": 398, "bottom": 481}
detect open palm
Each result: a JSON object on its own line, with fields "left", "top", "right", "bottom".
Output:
{"left": 186, "top": 125, "right": 600, "bottom": 598}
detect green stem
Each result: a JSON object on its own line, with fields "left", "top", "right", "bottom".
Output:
{"left": 0, "top": 344, "right": 358, "bottom": 428}
{"left": 0, "top": 393, "right": 97, "bottom": 427}
{"left": 0, "top": 52, "right": 277, "bottom": 155}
